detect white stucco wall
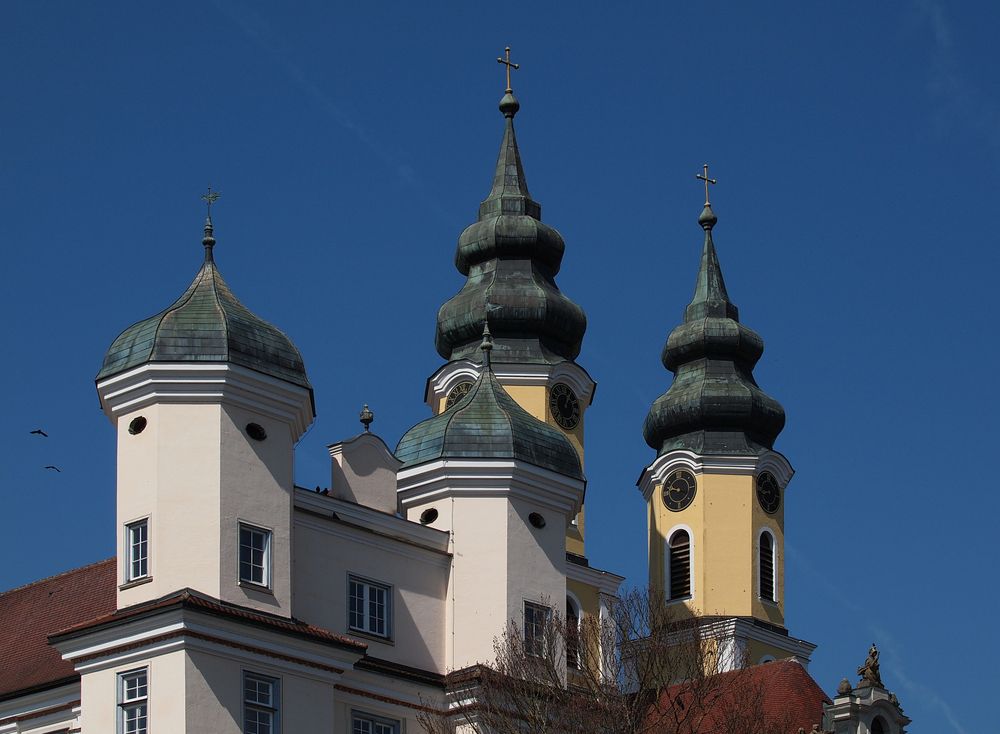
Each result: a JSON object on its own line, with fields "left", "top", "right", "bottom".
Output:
{"left": 79, "top": 651, "right": 187, "bottom": 734}
{"left": 293, "top": 514, "right": 450, "bottom": 673}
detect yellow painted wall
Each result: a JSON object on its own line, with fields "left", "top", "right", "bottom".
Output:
{"left": 648, "top": 471, "right": 784, "bottom": 628}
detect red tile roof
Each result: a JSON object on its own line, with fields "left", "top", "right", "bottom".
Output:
{"left": 651, "top": 660, "right": 831, "bottom": 734}
{"left": 0, "top": 558, "right": 116, "bottom": 701}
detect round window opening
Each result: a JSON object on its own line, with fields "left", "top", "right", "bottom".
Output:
{"left": 128, "top": 416, "right": 147, "bottom": 435}
{"left": 420, "top": 508, "right": 439, "bottom": 525}
{"left": 529, "top": 512, "right": 546, "bottom": 529}
{"left": 246, "top": 423, "right": 267, "bottom": 441}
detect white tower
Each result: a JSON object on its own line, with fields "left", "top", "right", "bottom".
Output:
{"left": 96, "top": 213, "right": 314, "bottom": 617}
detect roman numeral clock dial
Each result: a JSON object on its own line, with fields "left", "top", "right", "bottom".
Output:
{"left": 548, "top": 383, "right": 580, "bottom": 430}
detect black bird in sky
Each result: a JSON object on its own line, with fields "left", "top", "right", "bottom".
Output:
{"left": 30, "top": 429, "right": 48, "bottom": 437}
{"left": 44, "top": 465, "right": 61, "bottom": 473}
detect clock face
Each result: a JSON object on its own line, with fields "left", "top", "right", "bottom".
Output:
{"left": 445, "top": 381, "right": 474, "bottom": 409}
{"left": 549, "top": 383, "right": 581, "bottom": 430}
{"left": 662, "top": 469, "right": 697, "bottom": 512}
{"left": 756, "top": 471, "right": 781, "bottom": 514}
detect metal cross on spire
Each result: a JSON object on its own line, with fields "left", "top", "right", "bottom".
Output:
{"left": 497, "top": 46, "right": 519, "bottom": 93}
{"left": 696, "top": 164, "right": 717, "bottom": 206}
{"left": 201, "top": 186, "right": 221, "bottom": 218}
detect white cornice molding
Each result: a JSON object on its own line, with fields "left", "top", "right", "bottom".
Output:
{"left": 294, "top": 489, "right": 450, "bottom": 556}
{"left": 53, "top": 604, "right": 364, "bottom": 678}
{"left": 96, "top": 363, "right": 315, "bottom": 439}
{"left": 698, "top": 617, "right": 816, "bottom": 664}
{"left": 397, "top": 459, "right": 586, "bottom": 519}
{"left": 637, "top": 449, "right": 794, "bottom": 502}
{"left": 0, "top": 682, "right": 79, "bottom": 727}
{"left": 424, "top": 360, "right": 597, "bottom": 411}
{"left": 565, "top": 560, "right": 626, "bottom": 596}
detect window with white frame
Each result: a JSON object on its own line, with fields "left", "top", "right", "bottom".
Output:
{"left": 118, "top": 667, "right": 148, "bottom": 734}
{"left": 348, "top": 575, "right": 391, "bottom": 638}
{"left": 566, "top": 596, "right": 580, "bottom": 669}
{"left": 243, "top": 671, "right": 280, "bottom": 734}
{"left": 352, "top": 710, "right": 400, "bottom": 734}
{"left": 523, "top": 600, "right": 551, "bottom": 657}
{"left": 239, "top": 523, "right": 271, "bottom": 588}
{"left": 125, "top": 519, "right": 148, "bottom": 582}
{"left": 759, "top": 530, "right": 775, "bottom": 602}
{"left": 668, "top": 529, "right": 692, "bottom": 601}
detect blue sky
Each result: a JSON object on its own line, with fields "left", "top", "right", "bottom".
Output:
{"left": 2, "top": 2, "right": 997, "bottom": 731}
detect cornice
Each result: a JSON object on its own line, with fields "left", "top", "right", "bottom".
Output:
{"left": 424, "top": 360, "right": 596, "bottom": 411}
{"left": 565, "top": 560, "right": 625, "bottom": 596}
{"left": 637, "top": 449, "right": 794, "bottom": 502}
{"left": 397, "top": 459, "right": 586, "bottom": 519}
{"left": 96, "top": 362, "right": 315, "bottom": 440}
{"left": 294, "top": 490, "right": 451, "bottom": 556}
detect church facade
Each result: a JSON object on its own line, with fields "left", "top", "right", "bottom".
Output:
{"left": 0, "top": 72, "right": 909, "bottom": 734}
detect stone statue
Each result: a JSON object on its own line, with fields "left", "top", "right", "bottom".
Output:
{"left": 857, "top": 642, "right": 883, "bottom": 688}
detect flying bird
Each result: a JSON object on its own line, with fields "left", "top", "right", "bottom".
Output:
{"left": 30, "top": 429, "right": 48, "bottom": 437}
{"left": 44, "top": 465, "right": 61, "bottom": 473}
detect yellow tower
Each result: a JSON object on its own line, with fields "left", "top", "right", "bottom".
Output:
{"left": 638, "top": 184, "right": 814, "bottom": 667}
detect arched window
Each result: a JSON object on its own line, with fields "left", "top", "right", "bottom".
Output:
{"left": 668, "top": 530, "right": 691, "bottom": 600}
{"left": 871, "top": 715, "right": 887, "bottom": 734}
{"left": 759, "top": 531, "right": 775, "bottom": 602}
{"left": 566, "top": 597, "right": 580, "bottom": 669}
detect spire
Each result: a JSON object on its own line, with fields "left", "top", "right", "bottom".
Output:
{"left": 201, "top": 186, "right": 221, "bottom": 262}
{"left": 642, "top": 174, "right": 785, "bottom": 456}
{"left": 434, "top": 51, "right": 587, "bottom": 365}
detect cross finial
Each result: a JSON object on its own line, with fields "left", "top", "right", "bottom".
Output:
{"left": 201, "top": 186, "right": 221, "bottom": 219}
{"left": 497, "top": 46, "right": 519, "bottom": 93}
{"left": 695, "top": 164, "right": 717, "bottom": 206}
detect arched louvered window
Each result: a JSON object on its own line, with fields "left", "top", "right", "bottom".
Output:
{"left": 668, "top": 530, "right": 691, "bottom": 600}
{"left": 759, "top": 531, "right": 775, "bottom": 602}
{"left": 871, "top": 716, "right": 887, "bottom": 734}
{"left": 566, "top": 597, "right": 580, "bottom": 669}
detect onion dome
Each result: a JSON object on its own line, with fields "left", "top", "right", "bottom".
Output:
{"left": 97, "top": 216, "right": 311, "bottom": 393}
{"left": 397, "top": 327, "right": 583, "bottom": 479}
{"left": 434, "top": 90, "right": 586, "bottom": 365}
{"left": 642, "top": 204, "right": 784, "bottom": 456}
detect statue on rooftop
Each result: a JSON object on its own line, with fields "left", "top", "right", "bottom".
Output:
{"left": 857, "top": 642, "right": 883, "bottom": 688}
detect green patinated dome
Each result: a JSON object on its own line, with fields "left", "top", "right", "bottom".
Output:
{"left": 434, "top": 91, "right": 587, "bottom": 365}
{"left": 97, "top": 220, "right": 311, "bottom": 391}
{"left": 643, "top": 205, "right": 785, "bottom": 456}
{"left": 396, "top": 332, "right": 583, "bottom": 480}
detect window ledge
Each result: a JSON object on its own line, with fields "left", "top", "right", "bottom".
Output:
{"left": 238, "top": 580, "right": 275, "bottom": 595}
{"left": 119, "top": 576, "right": 153, "bottom": 591}
{"left": 348, "top": 629, "right": 395, "bottom": 646}
{"left": 759, "top": 597, "right": 780, "bottom": 607}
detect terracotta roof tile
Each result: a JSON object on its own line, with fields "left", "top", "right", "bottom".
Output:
{"left": 0, "top": 558, "right": 116, "bottom": 701}
{"left": 652, "top": 660, "right": 831, "bottom": 734}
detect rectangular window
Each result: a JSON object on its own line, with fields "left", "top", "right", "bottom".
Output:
{"left": 523, "top": 601, "right": 551, "bottom": 658}
{"left": 243, "top": 671, "right": 280, "bottom": 734}
{"left": 348, "top": 576, "right": 391, "bottom": 638}
{"left": 239, "top": 523, "right": 271, "bottom": 588}
{"left": 125, "top": 519, "right": 148, "bottom": 582}
{"left": 352, "top": 711, "right": 399, "bottom": 734}
{"left": 118, "top": 668, "right": 148, "bottom": 734}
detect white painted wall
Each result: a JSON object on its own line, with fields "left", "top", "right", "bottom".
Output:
{"left": 293, "top": 514, "right": 450, "bottom": 672}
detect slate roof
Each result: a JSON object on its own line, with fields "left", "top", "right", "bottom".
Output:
{"left": 396, "top": 347, "right": 583, "bottom": 480}
{"left": 435, "top": 91, "right": 587, "bottom": 365}
{"left": 97, "top": 222, "right": 311, "bottom": 391}
{"left": 0, "top": 558, "right": 116, "bottom": 701}
{"left": 643, "top": 204, "right": 785, "bottom": 456}
{"left": 653, "top": 659, "right": 830, "bottom": 733}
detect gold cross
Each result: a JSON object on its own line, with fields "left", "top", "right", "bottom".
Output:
{"left": 696, "top": 164, "right": 717, "bottom": 206}
{"left": 201, "top": 186, "right": 221, "bottom": 217}
{"left": 496, "top": 46, "right": 519, "bottom": 93}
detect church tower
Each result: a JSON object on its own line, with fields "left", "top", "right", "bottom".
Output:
{"left": 639, "top": 179, "right": 814, "bottom": 667}
{"left": 426, "top": 58, "right": 595, "bottom": 560}
{"left": 95, "top": 207, "right": 314, "bottom": 617}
